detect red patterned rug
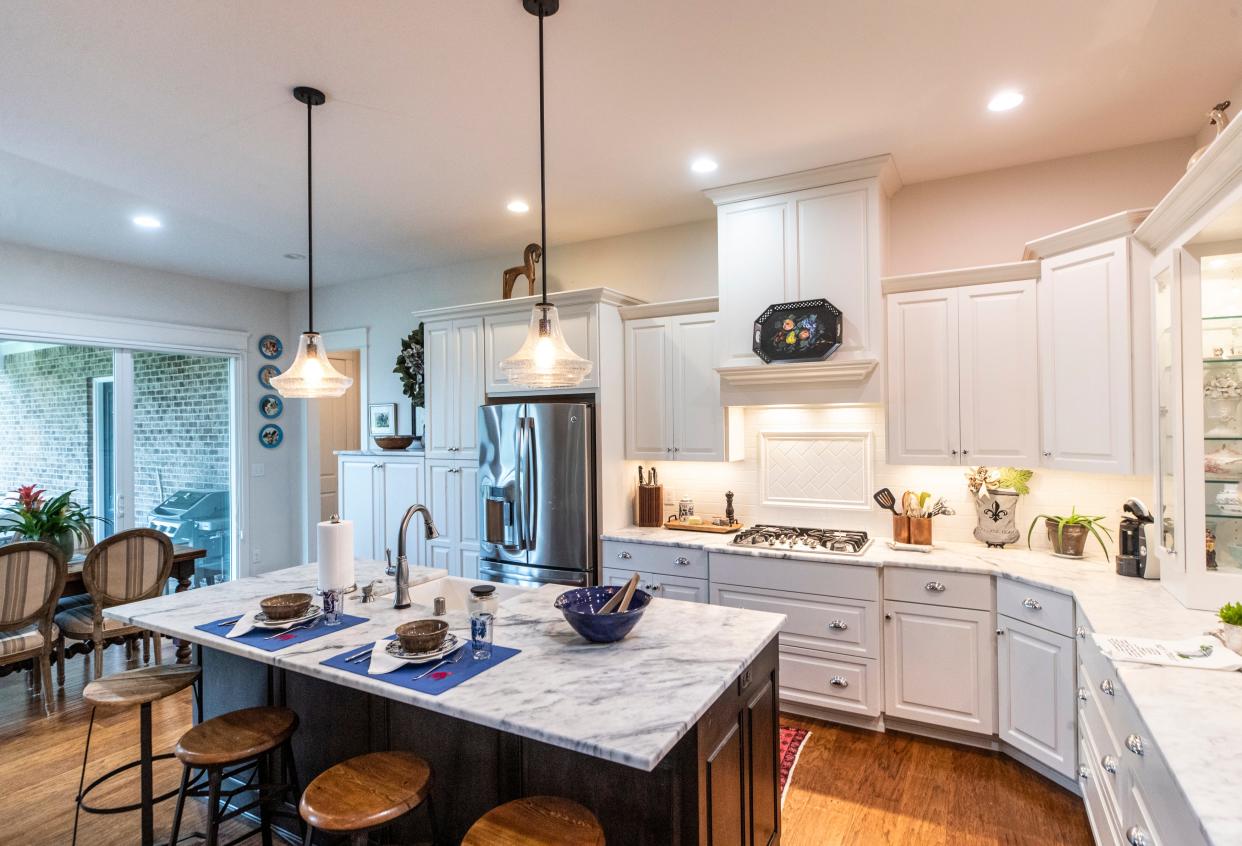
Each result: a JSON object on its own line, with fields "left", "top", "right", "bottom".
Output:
{"left": 779, "top": 724, "right": 811, "bottom": 807}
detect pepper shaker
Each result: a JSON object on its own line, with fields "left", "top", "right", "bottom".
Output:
{"left": 725, "top": 491, "right": 735, "bottom": 525}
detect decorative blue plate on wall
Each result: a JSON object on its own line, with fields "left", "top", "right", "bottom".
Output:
{"left": 752, "top": 298, "right": 843, "bottom": 363}
{"left": 258, "top": 424, "right": 283, "bottom": 448}
{"left": 258, "top": 334, "right": 283, "bottom": 360}
{"left": 259, "top": 394, "right": 283, "bottom": 419}
{"left": 257, "top": 364, "right": 281, "bottom": 388}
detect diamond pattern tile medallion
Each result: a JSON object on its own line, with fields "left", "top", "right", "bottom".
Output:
{"left": 760, "top": 431, "right": 872, "bottom": 509}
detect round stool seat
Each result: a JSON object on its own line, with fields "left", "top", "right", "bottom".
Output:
{"left": 300, "top": 751, "right": 431, "bottom": 833}
{"left": 83, "top": 664, "right": 201, "bottom": 708}
{"left": 175, "top": 706, "right": 298, "bottom": 767}
{"left": 464, "top": 796, "right": 605, "bottom": 846}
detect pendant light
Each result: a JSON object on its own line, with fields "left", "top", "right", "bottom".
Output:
{"left": 271, "top": 86, "right": 354, "bottom": 399}
{"left": 498, "top": 0, "right": 593, "bottom": 389}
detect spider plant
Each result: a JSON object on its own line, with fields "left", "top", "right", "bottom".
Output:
{"left": 1026, "top": 507, "right": 1112, "bottom": 558}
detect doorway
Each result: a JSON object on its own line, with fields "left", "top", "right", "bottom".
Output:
{"left": 318, "top": 348, "right": 361, "bottom": 522}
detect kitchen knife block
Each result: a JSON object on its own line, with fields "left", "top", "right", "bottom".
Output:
{"left": 637, "top": 484, "right": 664, "bottom": 528}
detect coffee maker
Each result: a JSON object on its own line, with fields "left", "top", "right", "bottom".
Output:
{"left": 1116, "top": 498, "right": 1155, "bottom": 578}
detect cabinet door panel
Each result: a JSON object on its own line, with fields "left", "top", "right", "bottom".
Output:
{"left": 883, "top": 600, "right": 995, "bottom": 734}
{"left": 339, "top": 460, "right": 378, "bottom": 560}
{"left": 717, "top": 198, "right": 793, "bottom": 365}
{"left": 1038, "top": 239, "right": 1132, "bottom": 472}
{"left": 454, "top": 318, "right": 485, "bottom": 456}
{"left": 647, "top": 573, "right": 708, "bottom": 604}
{"left": 745, "top": 678, "right": 778, "bottom": 846}
{"left": 958, "top": 280, "right": 1040, "bottom": 465}
{"left": 486, "top": 304, "right": 598, "bottom": 393}
{"left": 795, "top": 184, "right": 871, "bottom": 355}
{"left": 672, "top": 314, "right": 724, "bottom": 460}
{"left": 425, "top": 461, "right": 461, "bottom": 547}
{"left": 704, "top": 718, "right": 746, "bottom": 846}
{"left": 998, "top": 616, "right": 1076, "bottom": 778}
{"left": 886, "top": 289, "right": 960, "bottom": 465}
{"left": 459, "top": 549, "right": 480, "bottom": 581}
{"left": 381, "top": 460, "right": 425, "bottom": 564}
{"left": 424, "top": 321, "right": 456, "bottom": 459}
{"left": 624, "top": 319, "right": 672, "bottom": 460}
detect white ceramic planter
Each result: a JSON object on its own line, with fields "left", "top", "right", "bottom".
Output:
{"left": 1219, "top": 622, "right": 1242, "bottom": 654}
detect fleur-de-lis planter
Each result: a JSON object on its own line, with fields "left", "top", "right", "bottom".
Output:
{"left": 973, "top": 488, "right": 1021, "bottom": 548}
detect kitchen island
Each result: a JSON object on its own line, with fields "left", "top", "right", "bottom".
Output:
{"left": 108, "top": 561, "right": 785, "bottom": 845}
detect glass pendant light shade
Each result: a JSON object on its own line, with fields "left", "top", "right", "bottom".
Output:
{"left": 270, "top": 331, "right": 353, "bottom": 398}
{"left": 499, "top": 303, "right": 592, "bottom": 389}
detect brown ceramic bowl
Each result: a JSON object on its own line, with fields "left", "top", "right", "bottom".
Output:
{"left": 395, "top": 619, "right": 449, "bottom": 654}
{"left": 260, "top": 592, "right": 313, "bottom": 621}
{"left": 373, "top": 435, "right": 416, "bottom": 450}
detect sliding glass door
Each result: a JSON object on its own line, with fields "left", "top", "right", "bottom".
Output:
{"left": 0, "top": 340, "right": 238, "bottom": 583}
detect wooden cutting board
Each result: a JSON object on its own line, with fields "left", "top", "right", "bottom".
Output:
{"left": 663, "top": 520, "right": 742, "bottom": 534}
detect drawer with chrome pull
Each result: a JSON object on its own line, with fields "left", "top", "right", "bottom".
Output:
{"left": 997, "top": 578, "right": 1075, "bottom": 637}
{"left": 710, "top": 582, "right": 879, "bottom": 659}
{"left": 778, "top": 647, "right": 880, "bottom": 717}
{"left": 602, "top": 540, "right": 708, "bottom": 580}
{"left": 883, "top": 566, "right": 992, "bottom": 611}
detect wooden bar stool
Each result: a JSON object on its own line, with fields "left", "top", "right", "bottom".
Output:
{"left": 463, "top": 796, "right": 605, "bottom": 846}
{"left": 168, "top": 706, "right": 303, "bottom": 846}
{"left": 72, "top": 664, "right": 202, "bottom": 846}
{"left": 298, "top": 751, "right": 435, "bottom": 846}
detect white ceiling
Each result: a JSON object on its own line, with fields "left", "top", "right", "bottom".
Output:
{"left": 2, "top": 0, "right": 1241, "bottom": 291}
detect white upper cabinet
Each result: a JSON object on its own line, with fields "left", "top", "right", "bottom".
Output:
{"left": 623, "top": 304, "right": 732, "bottom": 462}
{"left": 424, "top": 317, "right": 485, "bottom": 460}
{"left": 884, "top": 271, "right": 1039, "bottom": 467}
{"left": 1036, "top": 238, "right": 1134, "bottom": 473}
{"left": 706, "top": 157, "right": 898, "bottom": 402}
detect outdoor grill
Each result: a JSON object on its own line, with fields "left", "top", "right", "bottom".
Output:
{"left": 148, "top": 489, "right": 230, "bottom": 584}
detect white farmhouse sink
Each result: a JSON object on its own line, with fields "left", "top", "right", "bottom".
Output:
{"left": 404, "top": 575, "right": 529, "bottom": 613}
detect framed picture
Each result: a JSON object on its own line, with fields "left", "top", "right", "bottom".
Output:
{"left": 369, "top": 403, "right": 397, "bottom": 436}
{"left": 258, "top": 334, "right": 283, "bottom": 360}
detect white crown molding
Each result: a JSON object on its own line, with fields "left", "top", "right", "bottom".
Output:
{"left": 1135, "top": 116, "right": 1242, "bottom": 254}
{"left": 882, "top": 260, "right": 1040, "bottom": 295}
{"left": 0, "top": 303, "right": 250, "bottom": 353}
{"left": 412, "top": 286, "right": 645, "bottom": 321}
{"left": 619, "top": 297, "right": 719, "bottom": 320}
{"left": 1022, "top": 209, "right": 1152, "bottom": 260}
{"left": 703, "top": 154, "right": 902, "bottom": 206}
{"left": 716, "top": 358, "right": 878, "bottom": 386}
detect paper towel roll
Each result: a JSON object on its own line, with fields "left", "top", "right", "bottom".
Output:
{"left": 317, "top": 518, "right": 356, "bottom": 592}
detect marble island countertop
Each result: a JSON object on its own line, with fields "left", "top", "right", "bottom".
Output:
{"left": 107, "top": 560, "right": 784, "bottom": 772}
{"left": 603, "top": 526, "right": 1242, "bottom": 844}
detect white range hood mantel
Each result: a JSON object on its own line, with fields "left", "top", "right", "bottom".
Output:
{"left": 716, "top": 358, "right": 878, "bottom": 386}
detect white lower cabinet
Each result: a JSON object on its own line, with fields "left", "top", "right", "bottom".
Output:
{"left": 602, "top": 567, "right": 708, "bottom": 603}
{"left": 883, "top": 600, "right": 996, "bottom": 735}
{"left": 426, "top": 458, "right": 479, "bottom": 579}
{"left": 997, "top": 615, "right": 1076, "bottom": 779}
{"left": 777, "top": 647, "right": 881, "bottom": 718}
{"left": 338, "top": 455, "right": 425, "bottom": 562}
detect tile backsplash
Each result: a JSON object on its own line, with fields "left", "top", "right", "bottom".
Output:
{"left": 625, "top": 405, "right": 1150, "bottom": 561}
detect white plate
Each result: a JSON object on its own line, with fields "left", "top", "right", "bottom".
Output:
{"left": 384, "top": 633, "right": 461, "bottom": 663}
{"left": 252, "top": 606, "right": 322, "bottom": 629}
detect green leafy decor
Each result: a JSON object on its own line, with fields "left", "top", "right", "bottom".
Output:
{"left": 1220, "top": 602, "right": 1242, "bottom": 626}
{"left": 394, "top": 324, "right": 425, "bottom": 408}
{"left": 1, "top": 485, "right": 105, "bottom": 560}
{"left": 965, "top": 466, "right": 1033, "bottom": 498}
{"left": 1026, "top": 507, "right": 1113, "bottom": 558}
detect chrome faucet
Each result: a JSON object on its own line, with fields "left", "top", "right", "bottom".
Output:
{"left": 394, "top": 504, "right": 440, "bottom": 609}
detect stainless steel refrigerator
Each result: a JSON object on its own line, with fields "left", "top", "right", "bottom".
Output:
{"left": 478, "top": 402, "right": 596, "bottom": 587}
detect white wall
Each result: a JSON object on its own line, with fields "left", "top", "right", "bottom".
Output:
{"left": 0, "top": 241, "right": 299, "bottom": 573}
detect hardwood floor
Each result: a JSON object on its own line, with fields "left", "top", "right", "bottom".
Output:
{"left": 780, "top": 715, "right": 1094, "bottom": 846}
{"left": 0, "top": 654, "right": 1091, "bottom": 846}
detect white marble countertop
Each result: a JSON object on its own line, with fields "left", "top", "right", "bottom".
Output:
{"left": 335, "top": 448, "right": 425, "bottom": 457}
{"left": 603, "top": 526, "right": 1241, "bottom": 844}
{"left": 107, "top": 560, "right": 784, "bottom": 772}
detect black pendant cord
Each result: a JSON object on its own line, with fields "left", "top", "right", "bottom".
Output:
{"left": 305, "top": 96, "right": 315, "bottom": 333}
{"left": 538, "top": 9, "right": 548, "bottom": 306}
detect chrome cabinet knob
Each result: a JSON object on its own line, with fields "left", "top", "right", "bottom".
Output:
{"left": 1126, "top": 826, "right": 1150, "bottom": 846}
{"left": 645, "top": 583, "right": 662, "bottom": 592}
{"left": 1125, "top": 734, "right": 1145, "bottom": 756}
{"left": 950, "top": 449, "right": 958, "bottom": 455}
{"left": 1042, "top": 450, "right": 1052, "bottom": 457}
{"left": 1100, "top": 679, "right": 1115, "bottom": 696}
{"left": 961, "top": 449, "right": 969, "bottom": 456}
{"left": 1077, "top": 687, "right": 1088, "bottom": 702}
{"left": 924, "top": 581, "right": 946, "bottom": 592}
{"left": 1022, "top": 597, "right": 1042, "bottom": 610}
{"left": 674, "top": 556, "right": 690, "bottom": 566}
{"left": 827, "top": 620, "right": 849, "bottom": 631}
{"left": 1075, "top": 625, "right": 1087, "bottom": 639}
{"left": 1078, "top": 764, "right": 1090, "bottom": 781}
{"left": 828, "top": 676, "right": 848, "bottom": 688}
{"left": 1101, "top": 755, "right": 1119, "bottom": 775}
{"left": 617, "top": 551, "right": 632, "bottom": 559}
{"left": 996, "top": 628, "right": 1005, "bottom": 636}
{"left": 673, "top": 446, "right": 680, "bottom": 452}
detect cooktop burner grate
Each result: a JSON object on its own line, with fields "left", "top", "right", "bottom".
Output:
{"left": 730, "top": 524, "right": 872, "bottom": 556}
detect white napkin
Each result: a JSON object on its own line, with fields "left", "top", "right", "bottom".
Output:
{"left": 366, "top": 631, "right": 468, "bottom": 676}
{"left": 226, "top": 611, "right": 312, "bottom": 639}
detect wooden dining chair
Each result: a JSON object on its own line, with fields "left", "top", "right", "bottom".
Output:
{"left": 55, "top": 529, "right": 173, "bottom": 682}
{"left": 0, "top": 541, "right": 67, "bottom": 715}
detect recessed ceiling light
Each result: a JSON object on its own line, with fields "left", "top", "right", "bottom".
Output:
{"left": 283, "top": 252, "right": 306, "bottom": 260}
{"left": 690, "top": 156, "right": 719, "bottom": 174}
{"left": 131, "top": 214, "right": 163, "bottom": 229}
{"left": 987, "top": 90, "right": 1024, "bottom": 112}
{"left": 507, "top": 199, "right": 530, "bottom": 214}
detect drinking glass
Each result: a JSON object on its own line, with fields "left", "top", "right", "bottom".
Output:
{"left": 321, "top": 589, "right": 344, "bottom": 627}
{"left": 470, "top": 611, "right": 494, "bottom": 660}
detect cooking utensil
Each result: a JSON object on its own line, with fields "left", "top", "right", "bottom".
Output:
{"left": 618, "top": 575, "right": 640, "bottom": 612}
{"left": 598, "top": 573, "right": 639, "bottom": 614}
{"left": 873, "top": 488, "right": 899, "bottom": 515}
{"left": 901, "top": 490, "right": 916, "bottom": 516}
{"left": 411, "top": 644, "right": 469, "bottom": 680}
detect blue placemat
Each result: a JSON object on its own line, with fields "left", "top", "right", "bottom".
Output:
{"left": 320, "top": 637, "right": 520, "bottom": 695}
{"left": 196, "top": 613, "right": 367, "bottom": 652}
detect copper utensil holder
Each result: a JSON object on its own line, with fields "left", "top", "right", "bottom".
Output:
{"left": 892, "top": 515, "right": 911, "bottom": 543}
{"left": 909, "top": 516, "right": 933, "bottom": 546}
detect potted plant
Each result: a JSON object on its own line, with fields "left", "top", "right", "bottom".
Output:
{"left": 1, "top": 485, "right": 103, "bottom": 560}
{"left": 965, "top": 466, "right": 1033, "bottom": 548}
{"left": 394, "top": 324, "right": 425, "bottom": 444}
{"left": 1026, "top": 507, "right": 1112, "bottom": 559}
{"left": 1218, "top": 602, "right": 1242, "bottom": 653}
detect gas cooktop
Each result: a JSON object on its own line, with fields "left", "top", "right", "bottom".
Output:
{"left": 730, "top": 525, "right": 872, "bottom": 556}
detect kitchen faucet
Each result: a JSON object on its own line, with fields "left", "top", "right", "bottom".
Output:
{"left": 394, "top": 504, "right": 440, "bottom": 609}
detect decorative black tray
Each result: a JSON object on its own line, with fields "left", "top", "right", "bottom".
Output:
{"left": 752, "top": 298, "right": 842, "bottom": 363}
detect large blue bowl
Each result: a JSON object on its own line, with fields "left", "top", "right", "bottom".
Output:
{"left": 555, "top": 585, "right": 652, "bottom": 643}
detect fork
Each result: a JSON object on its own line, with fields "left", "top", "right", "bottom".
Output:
{"left": 345, "top": 645, "right": 375, "bottom": 663}
{"left": 264, "top": 621, "right": 317, "bottom": 640}
{"left": 216, "top": 616, "right": 245, "bottom": 627}
{"left": 411, "top": 645, "right": 468, "bottom": 680}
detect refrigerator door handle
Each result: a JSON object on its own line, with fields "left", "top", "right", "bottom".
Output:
{"left": 521, "top": 416, "right": 537, "bottom": 550}
{"left": 517, "top": 415, "right": 533, "bottom": 551}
